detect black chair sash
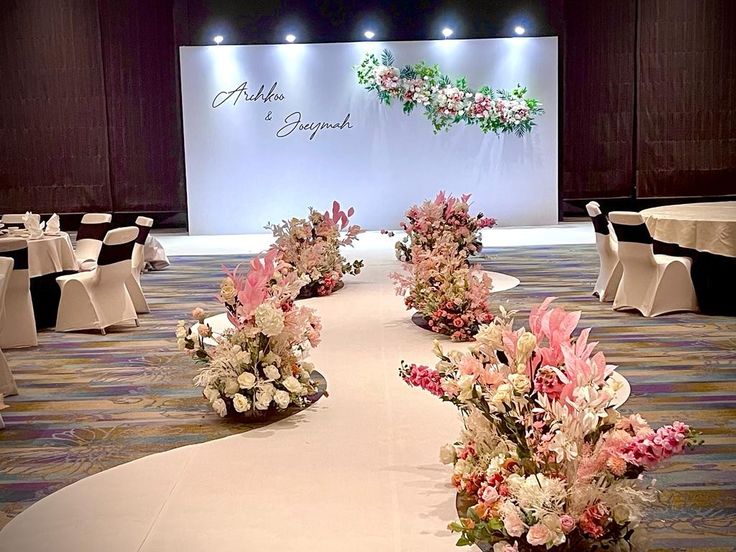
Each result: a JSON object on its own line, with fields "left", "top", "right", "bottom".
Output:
{"left": 612, "top": 222, "right": 653, "bottom": 244}
{"left": 97, "top": 240, "right": 136, "bottom": 266}
{"left": 135, "top": 224, "right": 152, "bottom": 245}
{"left": 0, "top": 246, "right": 29, "bottom": 271}
{"left": 77, "top": 221, "right": 111, "bottom": 241}
{"left": 590, "top": 213, "right": 610, "bottom": 235}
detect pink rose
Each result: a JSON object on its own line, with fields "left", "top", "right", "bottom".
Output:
{"left": 502, "top": 508, "right": 526, "bottom": 538}
{"left": 559, "top": 514, "right": 575, "bottom": 534}
{"left": 197, "top": 324, "right": 212, "bottom": 337}
{"left": 481, "top": 485, "right": 499, "bottom": 503}
{"left": 526, "top": 523, "right": 554, "bottom": 546}
{"left": 191, "top": 307, "right": 206, "bottom": 322}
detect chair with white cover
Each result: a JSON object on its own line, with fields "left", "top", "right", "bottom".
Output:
{"left": 0, "top": 256, "right": 19, "bottom": 405}
{"left": 125, "top": 216, "right": 153, "bottom": 314}
{"left": 1, "top": 214, "right": 28, "bottom": 228}
{"left": 609, "top": 211, "right": 698, "bottom": 317}
{"left": 0, "top": 239, "right": 38, "bottom": 348}
{"left": 586, "top": 201, "right": 622, "bottom": 301}
{"left": 56, "top": 227, "right": 140, "bottom": 334}
{"left": 74, "top": 213, "right": 112, "bottom": 271}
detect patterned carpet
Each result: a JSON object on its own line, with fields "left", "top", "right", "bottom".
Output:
{"left": 1, "top": 245, "right": 735, "bottom": 551}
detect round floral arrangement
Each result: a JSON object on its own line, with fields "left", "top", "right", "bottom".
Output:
{"left": 384, "top": 191, "right": 496, "bottom": 263}
{"left": 399, "top": 299, "right": 701, "bottom": 551}
{"left": 266, "top": 201, "right": 364, "bottom": 298}
{"left": 388, "top": 192, "right": 496, "bottom": 341}
{"left": 357, "top": 50, "right": 544, "bottom": 135}
{"left": 176, "top": 250, "right": 323, "bottom": 417}
{"left": 393, "top": 240, "right": 494, "bottom": 341}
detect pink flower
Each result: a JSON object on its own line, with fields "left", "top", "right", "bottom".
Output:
{"left": 191, "top": 307, "right": 206, "bottom": 322}
{"left": 579, "top": 502, "right": 610, "bottom": 538}
{"left": 197, "top": 324, "right": 212, "bottom": 338}
{"left": 526, "top": 522, "right": 554, "bottom": 546}
{"left": 481, "top": 485, "right": 499, "bottom": 503}
{"left": 622, "top": 422, "right": 690, "bottom": 469}
{"left": 559, "top": 514, "right": 575, "bottom": 534}
{"left": 402, "top": 364, "right": 444, "bottom": 397}
{"left": 502, "top": 507, "right": 526, "bottom": 538}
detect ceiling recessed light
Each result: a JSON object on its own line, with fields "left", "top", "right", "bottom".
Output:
{"left": 441, "top": 27, "right": 453, "bottom": 38}
{"left": 364, "top": 30, "right": 375, "bottom": 40}
{"left": 285, "top": 34, "right": 296, "bottom": 43}
{"left": 213, "top": 35, "right": 224, "bottom": 45}
{"left": 514, "top": 25, "right": 526, "bottom": 35}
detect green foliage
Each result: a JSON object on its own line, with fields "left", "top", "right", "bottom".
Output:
{"left": 381, "top": 48, "right": 395, "bottom": 66}
{"left": 355, "top": 50, "right": 544, "bottom": 137}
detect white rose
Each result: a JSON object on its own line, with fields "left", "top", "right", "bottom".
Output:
{"left": 237, "top": 371, "right": 257, "bottom": 389}
{"left": 255, "top": 392, "right": 272, "bottom": 410}
{"left": 211, "top": 397, "right": 227, "bottom": 417}
{"left": 203, "top": 386, "right": 220, "bottom": 402}
{"left": 439, "top": 444, "right": 457, "bottom": 465}
{"left": 282, "top": 376, "right": 302, "bottom": 394}
{"left": 254, "top": 303, "right": 284, "bottom": 337}
{"left": 223, "top": 378, "right": 240, "bottom": 397}
{"left": 457, "top": 374, "right": 476, "bottom": 401}
{"left": 232, "top": 393, "right": 251, "bottom": 413}
{"left": 273, "top": 389, "right": 291, "bottom": 410}
{"left": 300, "top": 361, "right": 315, "bottom": 374}
{"left": 508, "top": 373, "right": 531, "bottom": 394}
{"left": 264, "top": 365, "right": 281, "bottom": 381}
{"left": 175, "top": 324, "right": 188, "bottom": 339}
{"left": 263, "top": 352, "right": 281, "bottom": 367}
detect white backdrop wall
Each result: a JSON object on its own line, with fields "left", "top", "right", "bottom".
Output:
{"left": 180, "top": 37, "right": 558, "bottom": 234}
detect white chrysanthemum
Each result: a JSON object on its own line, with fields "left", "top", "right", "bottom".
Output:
{"left": 507, "top": 473, "right": 567, "bottom": 515}
{"left": 254, "top": 303, "right": 285, "bottom": 337}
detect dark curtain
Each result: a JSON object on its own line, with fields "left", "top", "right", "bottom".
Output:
{"left": 637, "top": 0, "right": 736, "bottom": 197}
{"left": 98, "top": 0, "right": 186, "bottom": 213}
{"left": 562, "top": 0, "right": 637, "bottom": 199}
{"left": 0, "top": 0, "right": 112, "bottom": 214}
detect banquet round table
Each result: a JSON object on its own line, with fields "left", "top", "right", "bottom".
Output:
{"left": 0, "top": 232, "right": 78, "bottom": 327}
{"left": 641, "top": 201, "right": 736, "bottom": 315}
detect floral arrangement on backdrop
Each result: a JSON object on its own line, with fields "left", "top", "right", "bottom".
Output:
{"left": 399, "top": 298, "right": 701, "bottom": 551}
{"left": 357, "top": 49, "right": 544, "bottom": 135}
{"left": 176, "top": 250, "right": 323, "bottom": 418}
{"left": 388, "top": 192, "right": 496, "bottom": 341}
{"left": 266, "top": 201, "right": 364, "bottom": 298}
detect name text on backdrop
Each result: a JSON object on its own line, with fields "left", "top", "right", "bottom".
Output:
{"left": 212, "top": 81, "right": 354, "bottom": 140}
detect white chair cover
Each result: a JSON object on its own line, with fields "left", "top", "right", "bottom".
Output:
{"left": 74, "top": 213, "right": 112, "bottom": 271}
{"left": 0, "top": 239, "right": 38, "bottom": 349}
{"left": 125, "top": 216, "right": 153, "bottom": 314}
{"left": 56, "top": 227, "right": 140, "bottom": 333}
{"left": 0, "top": 256, "right": 19, "bottom": 400}
{"left": 1, "top": 214, "right": 27, "bottom": 228}
{"left": 144, "top": 235, "right": 170, "bottom": 271}
{"left": 610, "top": 211, "right": 698, "bottom": 317}
{"left": 586, "top": 201, "right": 622, "bottom": 302}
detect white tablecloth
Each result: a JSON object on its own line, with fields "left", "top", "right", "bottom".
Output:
{"left": 0, "top": 232, "right": 78, "bottom": 277}
{"left": 641, "top": 201, "right": 736, "bottom": 258}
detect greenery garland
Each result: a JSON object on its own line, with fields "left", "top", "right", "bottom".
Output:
{"left": 357, "top": 49, "right": 543, "bottom": 136}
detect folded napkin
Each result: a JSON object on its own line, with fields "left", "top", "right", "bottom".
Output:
{"left": 46, "top": 213, "right": 61, "bottom": 234}
{"left": 23, "top": 212, "right": 44, "bottom": 238}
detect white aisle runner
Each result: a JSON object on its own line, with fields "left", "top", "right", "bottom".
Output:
{"left": 1, "top": 254, "right": 475, "bottom": 552}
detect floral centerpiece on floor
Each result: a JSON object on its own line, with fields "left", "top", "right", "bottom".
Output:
{"left": 399, "top": 298, "right": 701, "bottom": 551}
{"left": 388, "top": 192, "right": 496, "bottom": 341}
{"left": 266, "top": 201, "right": 364, "bottom": 298}
{"left": 176, "top": 250, "right": 323, "bottom": 418}
{"left": 384, "top": 191, "right": 496, "bottom": 263}
{"left": 357, "top": 49, "right": 543, "bottom": 135}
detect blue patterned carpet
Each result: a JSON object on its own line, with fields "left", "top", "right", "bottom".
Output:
{"left": 0, "top": 245, "right": 734, "bottom": 551}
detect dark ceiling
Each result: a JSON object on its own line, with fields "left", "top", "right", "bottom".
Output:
{"left": 180, "top": 0, "right": 563, "bottom": 45}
